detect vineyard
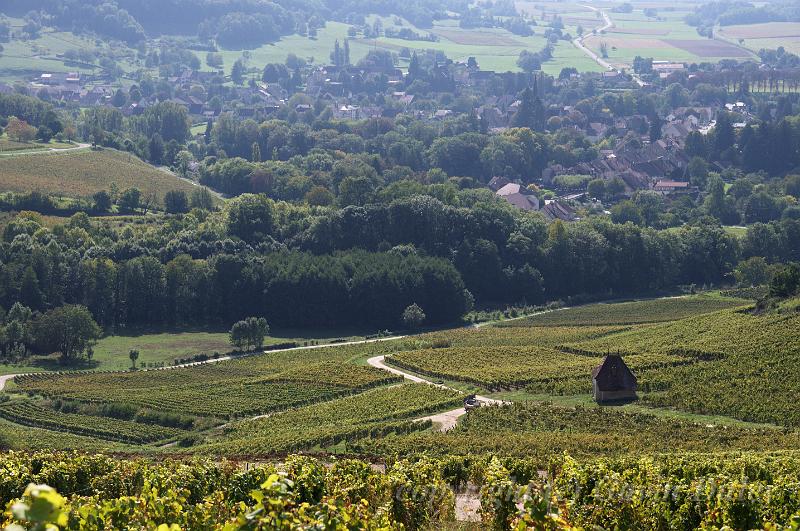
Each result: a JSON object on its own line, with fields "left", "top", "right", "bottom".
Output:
{"left": 0, "top": 451, "right": 799, "bottom": 530}
{"left": 0, "top": 149, "right": 200, "bottom": 205}
{"left": 0, "top": 401, "right": 186, "bottom": 444}
{"left": 199, "top": 384, "right": 464, "bottom": 455}
{"left": 1, "top": 295, "right": 800, "bottom": 527}
{"left": 567, "top": 305, "right": 800, "bottom": 426}
{"left": 499, "top": 294, "right": 749, "bottom": 327}
{"left": 353, "top": 402, "right": 800, "bottom": 462}
{"left": 14, "top": 348, "right": 402, "bottom": 421}
{"left": 386, "top": 345, "right": 692, "bottom": 390}
{"left": 0, "top": 452, "right": 456, "bottom": 530}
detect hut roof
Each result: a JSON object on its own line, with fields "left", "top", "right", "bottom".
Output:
{"left": 592, "top": 354, "right": 637, "bottom": 392}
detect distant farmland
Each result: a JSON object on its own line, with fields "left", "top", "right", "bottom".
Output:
{"left": 664, "top": 39, "right": 750, "bottom": 57}
{"left": 0, "top": 149, "right": 200, "bottom": 205}
{"left": 719, "top": 22, "right": 800, "bottom": 55}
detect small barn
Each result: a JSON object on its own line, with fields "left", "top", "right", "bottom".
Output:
{"left": 592, "top": 354, "right": 637, "bottom": 403}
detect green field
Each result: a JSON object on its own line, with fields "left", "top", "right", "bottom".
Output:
{"left": 0, "top": 148, "right": 199, "bottom": 204}
{"left": 202, "top": 18, "right": 603, "bottom": 75}
{"left": 0, "top": 134, "right": 76, "bottom": 153}
{"left": 582, "top": 5, "right": 755, "bottom": 67}
{"left": 0, "top": 19, "right": 139, "bottom": 82}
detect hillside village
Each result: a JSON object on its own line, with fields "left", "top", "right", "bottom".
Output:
{"left": 6, "top": 54, "right": 765, "bottom": 223}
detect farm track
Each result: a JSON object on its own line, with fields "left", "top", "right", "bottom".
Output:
{"left": 0, "top": 143, "right": 91, "bottom": 157}
{"left": 366, "top": 355, "right": 508, "bottom": 432}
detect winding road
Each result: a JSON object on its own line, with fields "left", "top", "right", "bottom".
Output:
{"left": 572, "top": 5, "right": 615, "bottom": 71}
{"left": 367, "top": 355, "right": 508, "bottom": 432}
{"left": 571, "top": 4, "right": 647, "bottom": 87}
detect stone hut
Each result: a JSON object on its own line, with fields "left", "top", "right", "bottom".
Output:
{"left": 592, "top": 354, "right": 637, "bottom": 403}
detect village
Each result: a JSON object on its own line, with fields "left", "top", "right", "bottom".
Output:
{"left": 2, "top": 53, "right": 760, "bottom": 223}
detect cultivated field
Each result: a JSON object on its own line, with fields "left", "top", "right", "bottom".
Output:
{"left": 2, "top": 293, "right": 798, "bottom": 465}
{"left": 0, "top": 148, "right": 199, "bottom": 204}
{"left": 581, "top": 5, "right": 755, "bottom": 67}
{"left": 500, "top": 293, "right": 747, "bottom": 326}
{"left": 198, "top": 383, "right": 463, "bottom": 455}
{"left": 355, "top": 400, "right": 800, "bottom": 460}
{"left": 718, "top": 22, "right": 800, "bottom": 55}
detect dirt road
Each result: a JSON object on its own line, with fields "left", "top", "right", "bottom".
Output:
{"left": 366, "top": 355, "right": 508, "bottom": 432}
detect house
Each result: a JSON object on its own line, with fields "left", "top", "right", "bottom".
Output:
{"left": 488, "top": 176, "right": 511, "bottom": 192}
{"left": 496, "top": 183, "right": 540, "bottom": 211}
{"left": 592, "top": 354, "right": 637, "bottom": 403}
{"left": 542, "top": 200, "right": 577, "bottom": 221}
{"left": 653, "top": 180, "right": 690, "bottom": 194}
{"left": 586, "top": 122, "right": 608, "bottom": 141}
{"left": 662, "top": 122, "right": 691, "bottom": 142}
{"left": 334, "top": 104, "right": 362, "bottom": 120}
{"left": 652, "top": 61, "right": 685, "bottom": 78}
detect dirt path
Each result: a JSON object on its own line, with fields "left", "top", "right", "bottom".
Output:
{"left": 0, "top": 374, "right": 23, "bottom": 391}
{"left": 0, "top": 143, "right": 91, "bottom": 157}
{"left": 366, "top": 355, "right": 508, "bottom": 432}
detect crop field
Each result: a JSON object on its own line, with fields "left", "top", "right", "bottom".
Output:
{"left": 13, "top": 344, "right": 403, "bottom": 420}
{"left": 431, "top": 29, "right": 523, "bottom": 46}
{"left": 664, "top": 38, "right": 749, "bottom": 57}
{"left": 380, "top": 295, "right": 800, "bottom": 430}
{"left": 499, "top": 294, "right": 748, "bottom": 327}
{"left": 0, "top": 138, "right": 47, "bottom": 153}
{"left": 0, "top": 149, "right": 198, "bottom": 204}
{"left": 354, "top": 401, "right": 800, "bottom": 460}
{"left": 564, "top": 304, "right": 800, "bottom": 426}
{"left": 0, "top": 400, "right": 186, "bottom": 444}
{"left": 199, "top": 383, "right": 463, "bottom": 455}
{"left": 0, "top": 417, "right": 132, "bottom": 452}
{"left": 580, "top": 5, "right": 755, "bottom": 66}
{"left": 718, "top": 22, "right": 800, "bottom": 55}
{"left": 387, "top": 342, "right": 693, "bottom": 389}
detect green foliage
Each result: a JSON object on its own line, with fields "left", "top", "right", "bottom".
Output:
{"left": 0, "top": 401, "right": 186, "bottom": 445}
{"left": 228, "top": 317, "right": 269, "bottom": 351}
{"left": 0, "top": 452, "right": 455, "bottom": 530}
{"left": 401, "top": 303, "right": 426, "bottom": 330}
{"left": 31, "top": 305, "right": 100, "bottom": 362}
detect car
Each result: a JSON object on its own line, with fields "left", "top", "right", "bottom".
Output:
{"left": 463, "top": 394, "right": 481, "bottom": 411}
